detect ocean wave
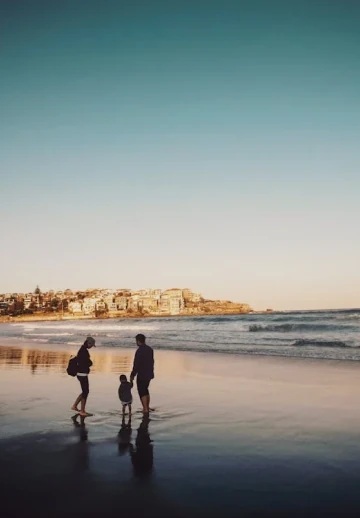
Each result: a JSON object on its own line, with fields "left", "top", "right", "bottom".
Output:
{"left": 248, "top": 323, "right": 352, "bottom": 333}
{"left": 270, "top": 314, "right": 334, "bottom": 322}
{"left": 202, "top": 316, "right": 239, "bottom": 323}
{"left": 331, "top": 308, "right": 360, "bottom": 314}
{"left": 335, "top": 313, "right": 360, "bottom": 320}
{"left": 292, "top": 339, "right": 353, "bottom": 348}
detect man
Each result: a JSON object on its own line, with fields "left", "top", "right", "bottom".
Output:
{"left": 71, "top": 336, "right": 96, "bottom": 417}
{"left": 130, "top": 334, "right": 154, "bottom": 414}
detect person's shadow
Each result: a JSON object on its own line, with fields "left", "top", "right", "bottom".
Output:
{"left": 118, "top": 414, "right": 133, "bottom": 456}
{"left": 130, "top": 415, "right": 153, "bottom": 478}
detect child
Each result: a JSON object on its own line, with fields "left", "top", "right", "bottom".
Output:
{"left": 118, "top": 374, "right": 133, "bottom": 415}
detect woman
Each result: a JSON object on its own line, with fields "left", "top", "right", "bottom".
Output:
{"left": 71, "top": 336, "right": 95, "bottom": 417}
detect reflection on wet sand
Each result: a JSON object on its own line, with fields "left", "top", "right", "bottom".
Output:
{"left": 0, "top": 344, "right": 190, "bottom": 377}
{"left": 0, "top": 345, "right": 132, "bottom": 374}
{"left": 131, "top": 416, "right": 153, "bottom": 478}
{"left": 118, "top": 414, "right": 154, "bottom": 478}
{"left": 72, "top": 413, "right": 88, "bottom": 442}
{"left": 118, "top": 414, "right": 133, "bottom": 456}
{"left": 71, "top": 414, "right": 90, "bottom": 471}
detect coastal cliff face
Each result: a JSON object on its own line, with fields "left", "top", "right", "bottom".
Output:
{"left": 183, "top": 300, "right": 251, "bottom": 315}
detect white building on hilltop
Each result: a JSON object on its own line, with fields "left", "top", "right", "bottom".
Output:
{"left": 163, "top": 288, "right": 183, "bottom": 299}
{"left": 69, "top": 301, "right": 82, "bottom": 314}
{"left": 169, "top": 297, "right": 183, "bottom": 315}
{"left": 115, "top": 296, "right": 127, "bottom": 311}
{"left": 83, "top": 297, "right": 98, "bottom": 315}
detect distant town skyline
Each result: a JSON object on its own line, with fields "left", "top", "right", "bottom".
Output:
{"left": 1, "top": 1, "right": 359, "bottom": 311}
{"left": 0, "top": 286, "right": 251, "bottom": 318}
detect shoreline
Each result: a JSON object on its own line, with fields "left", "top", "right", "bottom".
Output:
{"left": 1, "top": 339, "right": 359, "bottom": 367}
{"left": 0, "top": 309, "right": 255, "bottom": 325}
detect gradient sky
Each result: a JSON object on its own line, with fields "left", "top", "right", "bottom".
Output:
{"left": 1, "top": 0, "right": 359, "bottom": 310}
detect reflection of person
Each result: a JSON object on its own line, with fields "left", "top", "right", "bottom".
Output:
{"left": 71, "top": 336, "right": 95, "bottom": 417}
{"left": 130, "top": 334, "right": 154, "bottom": 414}
{"left": 130, "top": 416, "right": 153, "bottom": 477}
{"left": 118, "top": 414, "right": 133, "bottom": 456}
{"left": 118, "top": 374, "right": 133, "bottom": 415}
{"left": 71, "top": 414, "right": 89, "bottom": 472}
{"left": 72, "top": 414, "right": 88, "bottom": 442}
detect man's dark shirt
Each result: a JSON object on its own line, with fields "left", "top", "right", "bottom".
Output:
{"left": 77, "top": 345, "right": 93, "bottom": 374}
{"left": 131, "top": 344, "right": 154, "bottom": 380}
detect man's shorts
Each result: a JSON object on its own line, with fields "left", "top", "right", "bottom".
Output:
{"left": 137, "top": 379, "right": 151, "bottom": 398}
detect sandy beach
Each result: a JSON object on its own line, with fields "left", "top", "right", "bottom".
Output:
{"left": 2, "top": 343, "right": 360, "bottom": 517}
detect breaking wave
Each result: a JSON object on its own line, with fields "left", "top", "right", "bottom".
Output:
{"left": 292, "top": 339, "right": 352, "bottom": 348}
{"left": 248, "top": 323, "right": 352, "bottom": 333}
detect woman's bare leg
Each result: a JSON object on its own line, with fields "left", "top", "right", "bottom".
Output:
{"left": 71, "top": 394, "right": 82, "bottom": 411}
{"left": 79, "top": 397, "right": 92, "bottom": 417}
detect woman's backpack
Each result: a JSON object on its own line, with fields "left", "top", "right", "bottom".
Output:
{"left": 67, "top": 356, "right": 78, "bottom": 377}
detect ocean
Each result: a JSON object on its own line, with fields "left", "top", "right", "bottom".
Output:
{"left": 1, "top": 308, "right": 360, "bottom": 361}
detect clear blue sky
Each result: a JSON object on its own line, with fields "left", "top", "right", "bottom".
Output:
{"left": 1, "top": 0, "right": 359, "bottom": 310}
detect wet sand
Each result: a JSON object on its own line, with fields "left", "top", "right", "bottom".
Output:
{"left": 2, "top": 344, "right": 360, "bottom": 517}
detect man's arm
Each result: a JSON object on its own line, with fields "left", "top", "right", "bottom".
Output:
{"left": 130, "top": 350, "right": 139, "bottom": 382}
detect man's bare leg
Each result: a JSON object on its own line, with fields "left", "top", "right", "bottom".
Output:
{"left": 71, "top": 394, "right": 82, "bottom": 412}
{"left": 141, "top": 395, "right": 150, "bottom": 414}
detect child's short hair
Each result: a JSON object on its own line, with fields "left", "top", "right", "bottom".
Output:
{"left": 120, "top": 374, "right": 127, "bottom": 382}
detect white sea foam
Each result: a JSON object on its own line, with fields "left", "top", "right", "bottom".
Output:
{"left": 24, "top": 333, "right": 74, "bottom": 336}
{"left": 13, "top": 325, "right": 36, "bottom": 331}
{"left": 15, "top": 322, "right": 158, "bottom": 332}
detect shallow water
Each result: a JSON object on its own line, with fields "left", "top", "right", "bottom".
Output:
{"left": 2, "top": 309, "right": 360, "bottom": 361}
{"left": 2, "top": 344, "right": 360, "bottom": 516}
